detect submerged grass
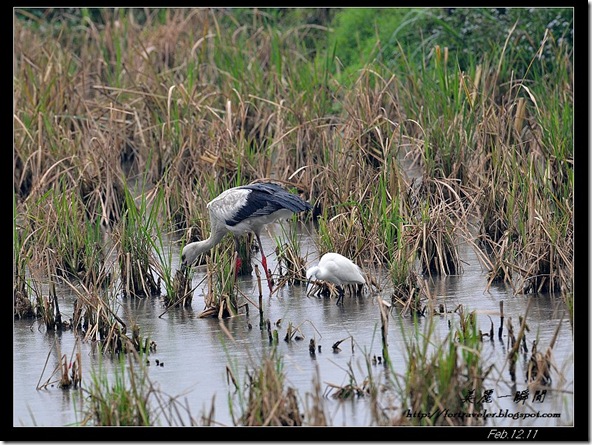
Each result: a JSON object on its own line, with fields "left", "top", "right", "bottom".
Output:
{"left": 392, "top": 306, "right": 491, "bottom": 426}
{"left": 80, "top": 352, "right": 153, "bottom": 426}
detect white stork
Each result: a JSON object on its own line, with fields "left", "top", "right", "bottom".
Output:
{"left": 181, "top": 182, "right": 311, "bottom": 291}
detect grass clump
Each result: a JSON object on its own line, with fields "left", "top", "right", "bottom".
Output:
{"left": 80, "top": 353, "right": 153, "bottom": 426}
{"left": 394, "top": 307, "right": 491, "bottom": 426}
{"left": 232, "top": 347, "right": 303, "bottom": 426}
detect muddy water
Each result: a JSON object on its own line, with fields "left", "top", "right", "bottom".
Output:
{"left": 13, "top": 225, "right": 573, "bottom": 427}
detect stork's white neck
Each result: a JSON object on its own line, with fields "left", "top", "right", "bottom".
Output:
{"left": 182, "top": 228, "right": 226, "bottom": 266}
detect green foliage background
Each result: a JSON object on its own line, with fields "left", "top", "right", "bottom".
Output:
{"left": 16, "top": 7, "right": 573, "bottom": 71}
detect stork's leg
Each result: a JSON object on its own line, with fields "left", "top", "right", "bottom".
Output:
{"left": 255, "top": 233, "right": 273, "bottom": 292}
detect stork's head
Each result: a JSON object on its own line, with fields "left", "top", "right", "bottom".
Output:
{"left": 181, "top": 241, "right": 209, "bottom": 269}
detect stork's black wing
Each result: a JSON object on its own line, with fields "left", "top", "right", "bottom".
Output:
{"left": 226, "top": 182, "right": 311, "bottom": 226}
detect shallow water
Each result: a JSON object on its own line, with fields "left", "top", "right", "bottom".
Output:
{"left": 13, "top": 224, "right": 573, "bottom": 427}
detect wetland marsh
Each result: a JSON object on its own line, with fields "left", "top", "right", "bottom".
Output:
{"left": 13, "top": 7, "right": 575, "bottom": 435}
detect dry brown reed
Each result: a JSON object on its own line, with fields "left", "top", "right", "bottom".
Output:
{"left": 37, "top": 338, "right": 82, "bottom": 390}
{"left": 197, "top": 254, "right": 239, "bottom": 319}
{"left": 14, "top": 9, "right": 572, "bottom": 309}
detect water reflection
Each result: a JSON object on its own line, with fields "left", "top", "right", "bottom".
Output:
{"left": 13, "top": 231, "right": 573, "bottom": 427}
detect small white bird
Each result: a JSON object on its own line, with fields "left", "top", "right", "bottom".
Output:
{"left": 181, "top": 182, "right": 311, "bottom": 291}
{"left": 306, "top": 252, "right": 366, "bottom": 304}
